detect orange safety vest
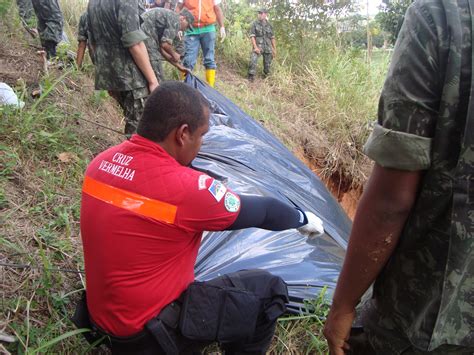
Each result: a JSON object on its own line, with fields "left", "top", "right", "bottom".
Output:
{"left": 184, "top": 0, "right": 216, "bottom": 27}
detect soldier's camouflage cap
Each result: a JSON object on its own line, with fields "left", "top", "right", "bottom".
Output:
{"left": 180, "top": 8, "right": 195, "bottom": 29}
{"left": 257, "top": 8, "right": 268, "bottom": 13}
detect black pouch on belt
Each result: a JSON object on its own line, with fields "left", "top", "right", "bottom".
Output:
{"left": 179, "top": 281, "right": 260, "bottom": 343}
{"left": 70, "top": 292, "right": 107, "bottom": 346}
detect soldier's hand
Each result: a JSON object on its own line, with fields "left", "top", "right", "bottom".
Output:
{"left": 148, "top": 80, "right": 159, "bottom": 94}
{"left": 272, "top": 49, "right": 277, "bottom": 59}
{"left": 27, "top": 27, "right": 38, "bottom": 38}
{"left": 323, "top": 306, "right": 355, "bottom": 355}
{"left": 177, "top": 64, "right": 191, "bottom": 74}
{"left": 172, "top": 52, "right": 181, "bottom": 63}
{"left": 254, "top": 47, "right": 261, "bottom": 55}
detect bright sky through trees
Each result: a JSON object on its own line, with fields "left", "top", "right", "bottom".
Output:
{"left": 358, "top": 0, "right": 382, "bottom": 15}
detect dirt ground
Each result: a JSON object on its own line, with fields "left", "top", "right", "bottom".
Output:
{"left": 0, "top": 33, "right": 43, "bottom": 87}
{"left": 294, "top": 150, "right": 361, "bottom": 219}
{"left": 0, "top": 20, "right": 124, "bottom": 140}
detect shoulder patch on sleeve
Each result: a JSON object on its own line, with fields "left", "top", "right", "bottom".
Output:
{"left": 208, "top": 179, "right": 227, "bottom": 202}
{"left": 198, "top": 174, "right": 211, "bottom": 190}
{"left": 224, "top": 192, "right": 240, "bottom": 213}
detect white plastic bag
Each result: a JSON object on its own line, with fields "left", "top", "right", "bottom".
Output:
{"left": 0, "top": 83, "right": 25, "bottom": 109}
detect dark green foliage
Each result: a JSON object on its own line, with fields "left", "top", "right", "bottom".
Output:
{"left": 0, "top": 0, "right": 10, "bottom": 16}
{"left": 340, "top": 14, "right": 385, "bottom": 49}
{"left": 262, "top": 0, "right": 352, "bottom": 47}
{"left": 375, "top": 0, "right": 413, "bottom": 44}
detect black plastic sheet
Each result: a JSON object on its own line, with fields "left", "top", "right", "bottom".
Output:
{"left": 186, "top": 75, "right": 351, "bottom": 311}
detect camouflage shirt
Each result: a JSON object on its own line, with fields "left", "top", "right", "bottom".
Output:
{"left": 361, "top": 0, "right": 473, "bottom": 352}
{"left": 31, "top": 0, "right": 63, "bottom": 44}
{"left": 16, "top": 0, "right": 35, "bottom": 27}
{"left": 249, "top": 19, "right": 274, "bottom": 54}
{"left": 87, "top": 0, "right": 148, "bottom": 91}
{"left": 77, "top": 12, "right": 89, "bottom": 42}
{"left": 141, "top": 8, "right": 180, "bottom": 62}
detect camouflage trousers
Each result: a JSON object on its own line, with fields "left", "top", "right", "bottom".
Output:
{"left": 349, "top": 327, "right": 474, "bottom": 355}
{"left": 16, "top": 0, "right": 35, "bottom": 27}
{"left": 110, "top": 87, "right": 149, "bottom": 136}
{"left": 248, "top": 51, "right": 273, "bottom": 77}
{"left": 150, "top": 59, "right": 164, "bottom": 82}
{"left": 31, "top": 0, "right": 63, "bottom": 45}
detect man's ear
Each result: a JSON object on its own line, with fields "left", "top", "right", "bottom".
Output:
{"left": 175, "top": 124, "right": 190, "bottom": 146}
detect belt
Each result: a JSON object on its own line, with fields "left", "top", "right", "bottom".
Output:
{"left": 87, "top": 300, "right": 182, "bottom": 354}
{"left": 146, "top": 301, "right": 181, "bottom": 354}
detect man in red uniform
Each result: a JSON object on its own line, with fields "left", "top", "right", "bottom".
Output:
{"left": 76, "top": 81, "right": 324, "bottom": 353}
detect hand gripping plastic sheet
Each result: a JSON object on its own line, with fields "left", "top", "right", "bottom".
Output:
{"left": 186, "top": 75, "right": 351, "bottom": 311}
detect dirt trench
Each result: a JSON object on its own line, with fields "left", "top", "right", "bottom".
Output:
{"left": 322, "top": 171, "right": 362, "bottom": 220}
{"left": 295, "top": 150, "right": 362, "bottom": 220}
{"left": 215, "top": 62, "right": 364, "bottom": 220}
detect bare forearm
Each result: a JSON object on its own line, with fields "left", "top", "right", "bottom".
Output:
{"left": 128, "top": 42, "right": 158, "bottom": 87}
{"left": 251, "top": 37, "right": 257, "bottom": 50}
{"left": 160, "top": 48, "right": 174, "bottom": 62}
{"left": 214, "top": 5, "right": 224, "bottom": 28}
{"left": 76, "top": 41, "right": 87, "bottom": 68}
{"left": 160, "top": 42, "right": 180, "bottom": 62}
{"left": 332, "top": 197, "right": 406, "bottom": 310}
{"left": 159, "top": 45, "right": 187, "bottom": 72}
{"left": 271, "top": 38, "right": 276, "bottom": 52}
{"left": 332, "top": 165, "right": 422, "bottom": 311}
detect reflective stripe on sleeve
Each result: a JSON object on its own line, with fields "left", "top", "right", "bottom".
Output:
{"left": 82, "top": 175, "right": 177, "bottom": 224}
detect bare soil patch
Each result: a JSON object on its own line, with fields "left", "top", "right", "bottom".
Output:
{"left": 0, "top": 33, "right": 43, "bottom": 86}
{"left": 294, "top": 149, "right": 362, "bottom": 219}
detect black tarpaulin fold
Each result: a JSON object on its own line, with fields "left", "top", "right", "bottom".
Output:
{"left": 186, "top": 75, "right": 350, "bottom": 310}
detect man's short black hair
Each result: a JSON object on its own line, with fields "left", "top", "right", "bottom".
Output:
{"left": 137, "top": 81, "right": 210, "bottom": 142}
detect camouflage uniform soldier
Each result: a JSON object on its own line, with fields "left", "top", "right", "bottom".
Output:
{"left": 145, "top": 0, "right": 185, "bottom": 58}
{"left": 248, "top": 9, "right": 276, "bottom": 82}
{"left": 87, "top": 0, "right": 158, "bottom": 135}
{"left": 147, "top": 0, "right": 178, "bottom": 9}
{"left": 31, "top": 0, "right": 63, "bottom": 59}
{"left": 76, "top": 11, "right": 95, "bottom": 68}
{"left": 16, "top": 0, "right": 35, "bottom": 28}
{"left": 324, "top": 0, "right": 474, "bottom": 354}
{"left": 141, "top": 8, "right": 193, "bottom": 81}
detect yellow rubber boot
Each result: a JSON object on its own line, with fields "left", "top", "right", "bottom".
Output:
{"left": 205, "top": 69, "right": 216, "bottom": 87}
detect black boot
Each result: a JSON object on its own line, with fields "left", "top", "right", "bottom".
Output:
{"left": 248, "top": 74, "right": 255, "bottom": 82}
{"left": 43, "top": 41, "right": 58, "bottom": 59}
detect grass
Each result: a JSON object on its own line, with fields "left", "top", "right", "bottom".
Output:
{"left": 1, "top": 0, "right": 390, "bottom": 352}
{"left": 57, "top": 0, "right": 389, "bottom": 188}
{"left": 61, "top": 0, "right": 389, "bottom": 188}
{"left": 59, "top": 0, "right": 88, "bottom": 41}
{"left": 1, "top": 73, "right": 332, "bottom": 352}
{"left": 1, "top": 4, "right": 332, "bottom": 354}
{"left": 1, "top": 103, "right": 89, "bottom": 353}
{"left": 216, "top": 26, "right": 389, "bottom": 187}
{"left": 271, "top": 290, "right": 330, "bottom": 354}
{"left": 0, "top": 83, "right": 104, "bottom": 353}
{"left": 1, "top": 2, "right": 121, "bottom": 351}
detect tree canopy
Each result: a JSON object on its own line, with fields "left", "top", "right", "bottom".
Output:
{"left": 375, "top": 0, "right": 413, "bottom": 44}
